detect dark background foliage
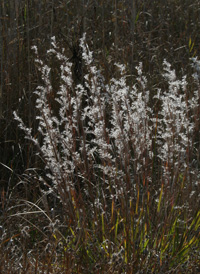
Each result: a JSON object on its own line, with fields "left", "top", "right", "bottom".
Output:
{"left": 0, "top": 1, "right": 200, "bottom": 272}
{"left": 0, "top": 0, "right": 200, "bottom": 211}
{"left": 0, "top": 0, "right": 199, "bottom": 208}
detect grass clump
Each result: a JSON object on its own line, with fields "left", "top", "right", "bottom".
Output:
{"left": 1, "top": 35, "right": 200, "bottom": 273}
